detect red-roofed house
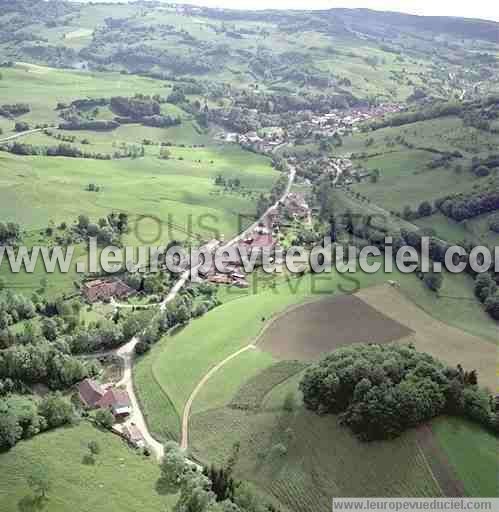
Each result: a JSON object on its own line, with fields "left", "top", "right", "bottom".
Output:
{"left": 97, "top": 388, "right": 132, "bottom": 417}
{"left": 78, "top": 379, "right": 104, "bottom": 409}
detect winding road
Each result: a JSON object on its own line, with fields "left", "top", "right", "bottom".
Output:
{"left": 107, "top": 162, "right": 296, "bottom": 459}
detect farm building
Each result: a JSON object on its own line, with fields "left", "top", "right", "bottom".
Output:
{"left": 78, "top": 378, "right": 105, "bottom": 409}
{"left": 284, "top": 193, "right": 310, "bottom": 220}
{"left": 81, "top": 278, "right": 135, "bottom": 303}
{"left": 77, "top": 379, "right": 132, "bottom": 417}
{"left": 97, "top": 388, "right": 132, "bottom": 417}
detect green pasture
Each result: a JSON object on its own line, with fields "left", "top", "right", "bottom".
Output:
{"left": 0, "top": 421, "right": 175, "bottom": 512}
{"left": 432, "top": 416, "right": 499, "bottom": 497}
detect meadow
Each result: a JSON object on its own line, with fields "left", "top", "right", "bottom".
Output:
{"left": 0, "top": 84, "right": 278, "bottom": 295}
{"left": 431, "top": 417, "right": 499, "bottom": 497}
{"left": 190, "top": 369, "right": 443, "bottom": 509}
{"left": 340, "top": 116, "right": 498, "bottom": 212}
{"left": 0, "top": 421, "right": 176, "bottom": 512}
{"left": 133, "top": 254, "right": 497, "bottom": 451}
{"left": 0, "top": 64, "right": 170, "bottom": 129}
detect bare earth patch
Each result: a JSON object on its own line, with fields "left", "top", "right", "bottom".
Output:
{"left": 259, "top": 294, "right": 413, "bottom": 361}
{"left": 356, "top": 285, "right": 497, "bottom": 391}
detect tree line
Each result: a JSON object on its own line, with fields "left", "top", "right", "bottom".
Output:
{"left": 0, "top": 392, "right": 74, "bottom": 450}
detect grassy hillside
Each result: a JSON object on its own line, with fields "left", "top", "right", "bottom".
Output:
{"left": 190, "top": 368, "right": 442, "bottom": 510}
{"left": 432, "top": 417, "right": 499, "bottom": 497}
{"left": 0, "top": 421, "right": 175, "bottom": 512}
{"left": 340, "top": 116, "right": 497, "bottom": 211}
{"left": 134, "top": 260, "right": 497, "bottom": 449}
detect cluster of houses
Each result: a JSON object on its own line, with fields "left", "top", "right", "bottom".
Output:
{"left": 197, "top": 192, "right": 312, "bottom": 287}
{"left": 77, "top": 378, "right": 146, "bottom": 448}
{"left": 198, "top": 229, "right": 278, "bottom": 288}
{"left": 78, "top": 378, "right": 132, "bottom": 417}
{"left": 236, "top": 130, "right": 285, "bottom": 154}
{"left": 219, "top": 104, "right": 404, "bottom": 153}
{"left": 282, "top": 192, "right": 312, "bottom": 224}
{"left": 299, "top": 103, "right": 405, "bottom": 138}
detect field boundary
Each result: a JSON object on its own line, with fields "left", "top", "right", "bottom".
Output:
{"left": 179, "top": 295, "right": 333, "bottom": 450}
{"left": 416, "top": 424, "right": 466, "bottom": 497}
{"left": 133, "top": 354, "right": 182, "bottom": 443}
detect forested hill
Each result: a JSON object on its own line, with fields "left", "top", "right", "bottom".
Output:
{"left": 1, "top": 1, "right": 498, "bottom": 104}
{"left": 189, "top": 6, "right": 499, "bottom": 43}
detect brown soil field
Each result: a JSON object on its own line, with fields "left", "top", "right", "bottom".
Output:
{"left": 357, "top": 285, "right": 497, "bottom": 391}
{"left": 258, "top": 294, "right": 413, "bottom": 361}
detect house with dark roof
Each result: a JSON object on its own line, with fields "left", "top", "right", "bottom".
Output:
{"left": 97, "top": 388, "right": 132, "bottom": 417}
{"left": 81, "top": 278, "right": 135, "bottom": 303}
{"left": 78, "top": 379, "right": 104, "bottom": 409}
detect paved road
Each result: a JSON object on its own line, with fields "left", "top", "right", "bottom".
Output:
{"left": 157, "top": 163, "right": 296, "bottom": 311}
{"left": 108, "top": 162, "right": 296, "bottom": 458}
{"left": 116, "top": 338, "right": 165, "bottom": 459}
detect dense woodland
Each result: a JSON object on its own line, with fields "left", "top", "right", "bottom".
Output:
{"left": 300, "top": 344, "right": 498, "bottom": 440}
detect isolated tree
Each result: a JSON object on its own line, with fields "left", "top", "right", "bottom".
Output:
{"left": 424, "top": 272, "right": 443, "bottom": 293}
{"left": 474, "top": 273, "right": 497, "bottom": 303}
{"left": 95, "top": 408, "right": 114, "bottom": 429}
{"left": 134, "top": 339, "right": 150, "bottom": 355}
{"left": 88, "top": 440, "right": 101, "bottom": 456}
{"left": 78, "top": 214, "right": 90, "bottom": 230}
{"left": 27, "top": 464, "right": 51, "bottom": 499}
{"left": 369, "top": 168, "right": 381, "bottom": 183}
{"left": 417, "top": 201, "right": 432, "bottom": 218}
{"left": 15, "top": 121, "right": 29, "bottom": 132}
{"left": 39, "top": 277, "right": 48, "bottom": 293}
{"left": 485, "top": 295, "right": 499, "bottom": 321}
{"left": 402, "top": 205, "right": 413, "bottom": 220}
{"left": 283, "top": 392, "right": 296, "bottom": 412}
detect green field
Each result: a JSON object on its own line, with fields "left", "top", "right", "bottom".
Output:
{"left": 0, "top": 148, "right": 275, "bottom": 232}
{"left": 134, "top": 258, "right": 497, "bottom": 451}
{"left": 0, "top": 64, "right": 170, "bottom": 128}
{"left": 189, "top": 366, "right": 442, "bottom": 509}
{"left": 0, "top": 138, "right": 277, "bottom": 295}
{"left": 416, "top": 212, "right": 499, "bottom": 247}
{"left": 190, "top": 363, "right": 498, "bottom": 509}
{"left": 0, "top": 421, "right": 175, "bottom": 512}
{"left": 339, "top": 116, "right": 498, "bottom": 212}
{"left": 432, "top": 417, "right": 499, "bottom": 497}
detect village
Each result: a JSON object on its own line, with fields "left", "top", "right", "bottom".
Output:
{"left": 222, "top": 103, "right": 404, "bottom": 152}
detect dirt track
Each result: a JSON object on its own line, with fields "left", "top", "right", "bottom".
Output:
{"left": 356, "top": 285, "right": 497, "bottom": 391}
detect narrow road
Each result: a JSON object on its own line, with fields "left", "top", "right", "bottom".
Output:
{"left": 116, "top": 338, "right": 165, "bottom": 459}
{"left": 158, "top": 163, "right": 296, "bottom": 311}
{"left": 0, "top": 128, "right": 45, "bottom": 143}
{"left": 180, "top": 344, "right": 256, "bottom": 450}
{"left": 107, "top": 161, "right": 296, "bottom": 458}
